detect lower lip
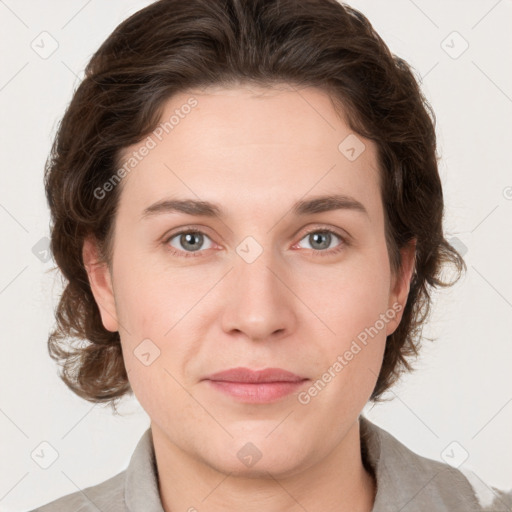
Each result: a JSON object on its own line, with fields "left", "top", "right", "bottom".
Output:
{"left": 206, "top": 380, "right": 308, "bottom": 403}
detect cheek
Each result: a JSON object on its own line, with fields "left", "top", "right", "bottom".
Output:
{"left": 111, "top": 253, "right": 181, "bottom": 336}
{"left": 301, "top": 250, "right": 391, "bottom": 392}
{"left": 302, "top": 249, "right": 392, "bottom": 338}
{"left": 112, "top": 262, "right": 203, "bottom": 400}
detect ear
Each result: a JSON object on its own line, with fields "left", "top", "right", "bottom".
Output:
{"left": 82, "top": 235, "right": 119, "bottom": 332}
{"left": 386, "top": 238, "right": 416, "bottom": 336}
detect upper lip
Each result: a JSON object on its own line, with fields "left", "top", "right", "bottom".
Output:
{"left": 205, "top": 367, "right": 307, "bottom": 383}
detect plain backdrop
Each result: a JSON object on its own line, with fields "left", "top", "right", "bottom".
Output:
{"left": 0, "top": 1, "right": 511, "bottom": 510}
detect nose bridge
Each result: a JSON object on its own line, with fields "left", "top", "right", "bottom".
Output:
{"left": 234, "top": 233, "right": 284, "bottom": 301}
{"left": 221, "top": 234, "right": 294, "bottom": 340}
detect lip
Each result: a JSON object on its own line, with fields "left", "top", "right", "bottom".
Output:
{"left": 203, "top": 367, "right": 309, "bottom": 403}
{"left": 205, "top": 367, "right": 306, "bottom": 383}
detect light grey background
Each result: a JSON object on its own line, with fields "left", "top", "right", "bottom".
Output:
{"left": 1, "top": 1, "right": 511, "bottom": 510}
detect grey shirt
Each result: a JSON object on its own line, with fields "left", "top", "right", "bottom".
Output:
{"left": 29, "top": 415, "right": 512, "bottom": 511}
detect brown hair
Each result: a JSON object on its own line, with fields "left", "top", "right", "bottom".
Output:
{"left": 45, "top": 0, "right": 465, "bottom": 412}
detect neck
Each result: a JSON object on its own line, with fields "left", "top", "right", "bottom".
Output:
{"left": 152, "top": 418, "right": 376, "bottom": 512}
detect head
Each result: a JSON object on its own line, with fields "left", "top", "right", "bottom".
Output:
{"left": 46, "top": 0, "right": 465, "bottom": 476}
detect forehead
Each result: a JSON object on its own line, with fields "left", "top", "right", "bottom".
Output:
{"left": 116, "top": 85, "right": 382, "bottom": 224}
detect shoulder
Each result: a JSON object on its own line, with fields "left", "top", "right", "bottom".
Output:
{"left": 457, "top": 466, "right": 512, "bottom": 512}
{"left": 360, "top": 415, "right": 512, "bottom": 512}
{"left": 27, "top": 470, "right": 126, "bottom": 512}
{"left": 27, "top": 426, "right": 159, "bottom": 512}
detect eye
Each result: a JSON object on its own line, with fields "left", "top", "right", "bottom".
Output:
{"left": 294, "top": 228, "right": 347, "bottom": 257}
{"left": 165, "top": 230, "right": 215, "bottom": 258}
{"left": 163, "top": 227, "right": 348, "bottom": 258}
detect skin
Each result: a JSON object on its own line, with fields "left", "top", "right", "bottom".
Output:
{"left": 83, "top": 84, "right": 416, "bottom": 512}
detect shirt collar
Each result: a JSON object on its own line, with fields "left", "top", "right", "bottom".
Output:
{"left": 359, "top": 414, "right": 478, "bottom": 512}
{"left": 360, "top": 414, "right": 400, "bottom": 511}
{"left": 125, "top": 425, "right": 165, "bottom": 512}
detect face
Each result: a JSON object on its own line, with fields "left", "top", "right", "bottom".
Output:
{"left": 84, "top": 84, "right": 414, "bottom": 478}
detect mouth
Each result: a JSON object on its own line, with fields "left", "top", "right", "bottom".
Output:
{"left": 203, "top": 367, "right": 309, "bottom": 403}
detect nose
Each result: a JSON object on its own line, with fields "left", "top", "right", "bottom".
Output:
{"left": 220, "top": 243, "right": 297, "bottom": 342}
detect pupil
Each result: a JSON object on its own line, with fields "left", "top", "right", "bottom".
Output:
{"left": 311, "top": 232, "right": 330, "bottom": 250}
{"left": 183, "top": 233, "right": 202, "bottom": 251}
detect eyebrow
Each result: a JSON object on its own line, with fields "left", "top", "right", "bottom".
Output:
{"left": 140, "top": 194, "right": 369, "bottom": 220}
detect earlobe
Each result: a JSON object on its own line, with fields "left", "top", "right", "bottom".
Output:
{"left": 82, "top": 235, "right": 119, "bottom": 333}
{"left": 386, "top": 239, "right": 416, "bottom": 336}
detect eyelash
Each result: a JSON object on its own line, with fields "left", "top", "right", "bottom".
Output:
{"left": 163, "top": 227, "right": 348, "bottom": 259}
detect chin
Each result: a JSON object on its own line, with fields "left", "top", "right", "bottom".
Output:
{"left": 210, "top": 454, "right": 304, "bottom": 480}
{"left": 200, "top": 434, "right": 310, "bottom": 479}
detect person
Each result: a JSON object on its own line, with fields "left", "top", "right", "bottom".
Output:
{"left": 30, "top": 0, "right": 511, "bottom": 511}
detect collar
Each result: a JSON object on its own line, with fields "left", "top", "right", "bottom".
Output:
{"left": 359, "top": 415, "right": 479, "bottom": 511}
{"left": 125, "top": 426, "right": 164, "bottom": 512}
